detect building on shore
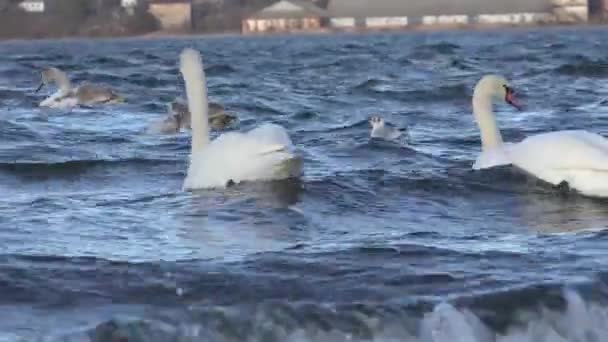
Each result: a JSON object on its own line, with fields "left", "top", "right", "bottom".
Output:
{"left": 121, "top": 0, "right": 138, "bottom": 14}
{"left": 13, "top": 0, "right": 128, "bottom": 15}
{"left": 326, "top": 0, "right": 409, "bottom": 30}
{"left": 242, "top": 0, "right": 329, "bottom": 34}
{"left": 552, "top": 0, "right": 590, "bottom": 22}
{"left": 326, "top": 0, "right": 560, "bottom": 29}
{"left": 17, "top": 0, "right": 45, "bottom": 13}
{"left": 324, "top": 0, "right": 598, "bottom": 30}
{"left": 148, "top": 0, "right": 192, "bottom": 30}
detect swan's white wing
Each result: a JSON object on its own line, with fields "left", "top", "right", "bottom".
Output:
{"left": 183, "top": 124, "right": 301, "bottom": 190}
{"left": 257, "top": 144, "right": 288, "bottom": 155}
{"left": 475, "top": 130, "right": 608, "bottom": 172}
{"left": 472, "top": 130, "right": 608, "bottom": 197}
{"left": 510, "top": 130, "right": 608, "bottom": 172}
{"left": 246, "top": 123, "right": 294, "bottom": 147}
{"left": 506, "top": 130, "right": 608, "bottom": 197}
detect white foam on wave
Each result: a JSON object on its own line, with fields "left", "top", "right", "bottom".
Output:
{"left": 280, "top": 289, "right": 608, "bottom": 342}
{"left": 422, "top": 289, "right": 608, "bottom": 342}
{"left": 31, "top": 288, "right": 608, "bottom": 341}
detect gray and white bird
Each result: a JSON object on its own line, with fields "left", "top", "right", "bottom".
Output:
{"left": 148, "top": 98, "right": 236, "bottom": 134}
{"left": 35, "top": 66, "right": 123, "bottom": 108}
{"left": 369, "top": 116, "right": 409, "bottom": 142}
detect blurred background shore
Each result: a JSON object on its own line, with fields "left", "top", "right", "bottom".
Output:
{"left": 0, "top": 0, "right": 605, "bottom": 40}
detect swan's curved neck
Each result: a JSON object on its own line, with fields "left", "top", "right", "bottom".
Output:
{"left": 180, "top": 50, "right": 210, "bottom": 153}
{"left": 472, "top": 92, "right": 503, "bottom": 151}
{"left": 51, "top": 70, "right": 72, "bottom": 96}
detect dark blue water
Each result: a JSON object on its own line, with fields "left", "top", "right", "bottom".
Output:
{"left": 2, "top": 27, "right": 608, "bottom": 341}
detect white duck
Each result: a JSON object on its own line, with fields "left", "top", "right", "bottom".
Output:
{"left": 179, "top": 48, "right": 302, "bottom": 190}
{"left": 369, "top": 115, "right": 409, "bottom": 141}
{"left": 35, "top": 67, "right": 123, "bottom": 108}
{"left": 472, "top": 74, "right": 608, "bottom": 198}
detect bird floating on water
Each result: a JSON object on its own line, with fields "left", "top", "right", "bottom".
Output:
{"left": 35, "top": 66, "right": 123, "bottom": 108}
{"left": 369, "top": 115, "right": 410, "bottom": 142}
{"left": 472, "top": 74, "right": 608, "bottom": 198}
{"left": 148, "top": 98, "right": 237, "bottom": 134}
{"left": 178, "top": 47, "right": 302, "bottom": 190}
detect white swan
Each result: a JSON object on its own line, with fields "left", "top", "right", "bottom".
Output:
{"left": 35, "top": 67, "right": 123, "bottom": 108}
{"left": 369, "top": 116, "right": 409, "bottom": 141}
{"left": 472, "top": 74, "right": 608, "bottom": 198}
{"left": 179, "top": 48, "right": 302, "bottom": 190}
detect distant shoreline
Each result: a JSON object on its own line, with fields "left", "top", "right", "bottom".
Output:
{"left": 1, "top": 22, "right": 605, "bottom": 43}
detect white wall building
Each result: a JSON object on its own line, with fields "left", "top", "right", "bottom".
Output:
{"left": 121, "top": 0, "right": 138, "bottom": 15}
{"left": 121, "top": 0, "right": 138, "bottom": 7}
{"left": 19, "top": 0, "right": 45, "bottom": 13}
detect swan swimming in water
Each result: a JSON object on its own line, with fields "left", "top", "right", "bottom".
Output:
{"left": 179, "top": 48, "right": 302, "bottom": 190}
{"left": 35, "top": 67, "right": 123, "bottom": 108}
{"left": 369, "top": 116, "right": 409, "bottom": 142}
{"left": 149, "top": 99, "right": 236, "bottom": 134}
{"left": 472, "top": 74, "right": 608, "bottom": 198}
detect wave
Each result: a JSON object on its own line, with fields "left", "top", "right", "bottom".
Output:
{"left": 353, "top": 78, "right": 390, "bottom": 91}
{"left": 44, "top": 286, "right": 608, "bottom": 342}
{"left": 125, "top": 73, "right": 176, "bottom": 87}
{"left": 302, "top": 159, "right": 573, "bottom": 206}
{"left": 352, "top": 81, "right": 469, "bottom": 103}
{"left": 554, "top": 57, "right": 608, "bottom": 77}
{"left": 204, "top": 64, "right": 236, "bottom": 76}
{"left": 421, "top": 42, "right": 461, "bottom": 54}
{"left": 405, "top": 84, "right": 470, "bottom": 102}
{"left": 231, "top": 101, "right": 284, "bottom": 116}
{"left": 127, "top": 50, "right": 163, "bottom": 61}
{"left": 71, "top": 72, "right": 128, "bottom": 85}
{"left": 407, "top": 42, "right": 461, "bottom": 61}
{"left": 0, "top": 120, "right": 41, "bottom": 142}
{"left": 291, "top": 110, "right": 320, "bottom": 120}
{"left": 71, "top": 72, "right": 175, "bottom": 88}
{"left": 84, "top": 56, "right": 137, "bottom": 68}
{"left": 449, "top": 58, "right": 478, "bottom": 71}
{"left": 341, "top": 42, "right": 365, "bottom": 51}
{"left": 0, "top": 88, "right": 28, "bottom": 101}
{"left": 0, "top": 158, "right": 179, "bottom": 176}
{"left": 0, "top": 242, "right": 520, "bottom": 306}
{"left": 13, "top": 53, "right": 68, "bottom": 63}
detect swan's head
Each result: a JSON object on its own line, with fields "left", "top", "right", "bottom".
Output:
{"left": 369, "top": 116, "right": 385, "bottom": 128}
{"left": 474, "top": 74, "right": 521, "bottom": 111}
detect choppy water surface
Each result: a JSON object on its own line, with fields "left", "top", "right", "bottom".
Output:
{"left": 2, "top": 26, "right": 608, "bottom": 341}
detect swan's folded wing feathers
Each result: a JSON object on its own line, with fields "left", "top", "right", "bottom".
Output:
{"left": 511, "top": 130, "right": 608, "bottom": 171}
{"left": 257, "top": 144, "right": 287, "bottom": 155}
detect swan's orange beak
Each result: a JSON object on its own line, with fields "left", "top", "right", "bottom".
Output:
{"left": 505, "top": 86, "right": 522, "bottom": 111}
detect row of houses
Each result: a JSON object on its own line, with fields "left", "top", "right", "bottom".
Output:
{"left": 243, "top": 0, "right": 604, "bottom": 34}
{"left": 9, "top": 0, "right": 129, "bottom": 13}
{"left": 9, "top": 0, "right": 608, "bottom": 34}
{"left": 9, "top": 0, "right": 195, "bottom": 30}
{"left": 8, "top": 0, "right": 150, "bottom": 13}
